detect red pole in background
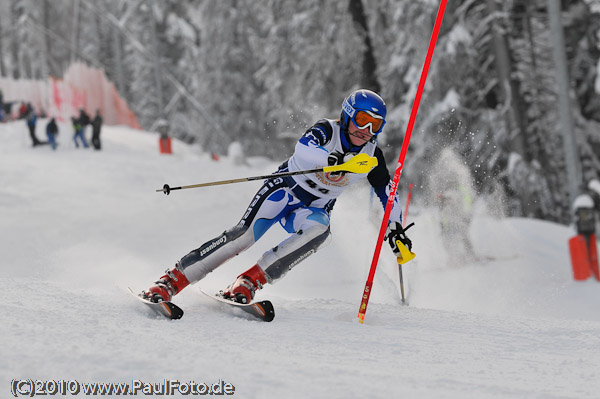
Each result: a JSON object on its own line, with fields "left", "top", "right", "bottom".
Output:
{"left": 358, "top": 0, "right": 447, "bottom": 324}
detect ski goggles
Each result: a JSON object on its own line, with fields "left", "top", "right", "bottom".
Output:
{"left": 353, "top": 110, "right": 385, "bottom": 135}
{"left": 343, "top": 99, "right": 386, "bottom": 135}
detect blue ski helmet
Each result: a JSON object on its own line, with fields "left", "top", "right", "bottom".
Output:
{"left": 340, "top": 89, "right": 387, "bottom": 135}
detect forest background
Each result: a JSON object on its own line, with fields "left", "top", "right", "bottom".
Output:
{"left": 1, "top": 0, "right": 600, "bottom": 223}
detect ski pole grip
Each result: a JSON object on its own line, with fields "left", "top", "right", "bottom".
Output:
{"left": 395, "top": 239, "right": 416, "bottom": 264}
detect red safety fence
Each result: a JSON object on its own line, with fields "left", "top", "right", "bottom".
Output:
{"left": 0, "top": 62, "right": 140, "bottom": 129}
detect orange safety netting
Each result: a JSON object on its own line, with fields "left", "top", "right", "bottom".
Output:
{"left": 0, "top": 62, "right": 140, "bottom": 129}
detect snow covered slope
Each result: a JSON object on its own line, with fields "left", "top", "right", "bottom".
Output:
{"left": 1, "top": 121, "right": 600, "bottom": 398}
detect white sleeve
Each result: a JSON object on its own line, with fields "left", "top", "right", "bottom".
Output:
{"left": 294, "top": 134, "right": 330, "bottom": 168}
{"left": 385, "top": 183, "right": 403, "bottom": 225}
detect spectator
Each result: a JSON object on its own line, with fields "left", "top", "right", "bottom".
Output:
{"left": 91, "top": 110, "right": 103, "bottom": 150}
{"left": 72, "top": 116, "right": 88, "bottom": 148}
{"left": 588, "top": 179, "right": 600, "bottom": 214}
{"left": 79, "top": 108, "right": 90, "bottom": 142}
{"left": 46, "top": 117, "right": 59, "bottom": 150}
{"left": 2, "top": 101, "right": 12, "bottom": 121}
{"left": 19, "top": 102, "right": 27, "bottom": 119}
{"left": 26, "top": 103, "right": 43, "bottom": 147}
{"left": 156, "top": 118, "right": 172, "bottom": 154}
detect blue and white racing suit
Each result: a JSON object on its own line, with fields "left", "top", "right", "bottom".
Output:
{"left": 178, "top": 119, "right": 403, "bottom": 284}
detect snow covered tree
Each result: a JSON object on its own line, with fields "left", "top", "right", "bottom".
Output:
{"left": 365, "top": 0, "right": 600, "bottom": 223}
{"left": 119, "top": 1, "right": 164, "bottom": 129}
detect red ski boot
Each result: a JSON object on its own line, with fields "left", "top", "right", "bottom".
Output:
{"left": 223, "top": 264, "right": 268, "bottom": 304}
{"left": 143, "top": 264, "right": 190, "bottom": 303}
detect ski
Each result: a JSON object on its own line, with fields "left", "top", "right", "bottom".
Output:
{"left": 128, "top": 287, "right": 184, "bottom": 320}
{"left": 198, "top": 288, "right": 275, "bottom": 322}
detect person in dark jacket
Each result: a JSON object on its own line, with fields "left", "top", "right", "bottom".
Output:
{"left": 46, "top": 118, "right": 59, "bottom": 150}
{"left": 78, "top": 108, "right": 91, "bottom": 142}
{"left": 26, "top": 103, "right": 43, "bottom": 147}
{"left": 91, "top": 110, "right": 103, "bottom": 150}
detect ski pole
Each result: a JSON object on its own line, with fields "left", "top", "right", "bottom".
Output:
{"left": 403, "top": 183, "right": 414, "bottom": 227}
{"left": 358, "top": 0, "right": 447, "bottom": 324}
{"left": 398, "top": 261, "right": 406, "bottom": 304}
{"left": 397, "top": 183, "right": 414, "bottom": 304}
{"left": 157, "top": 153, "right": 377, "bottom": 195}
{"left": 395, "top": 238, "right": 416, "bottom": 304}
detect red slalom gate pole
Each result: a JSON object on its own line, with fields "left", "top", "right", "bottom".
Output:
{"left": 358, "top": 0, "right": 447, "bottom": 324}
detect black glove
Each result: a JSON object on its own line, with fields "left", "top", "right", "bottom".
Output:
{"left": 385, "top": 222, "right": 414, "bottom": 256}
{"left": 327, "top": 151, "right": 356, "bottom": 176}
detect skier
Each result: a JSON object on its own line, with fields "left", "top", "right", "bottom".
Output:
{"left": 142, "top": 89, "right": 414, "bottom": 304}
